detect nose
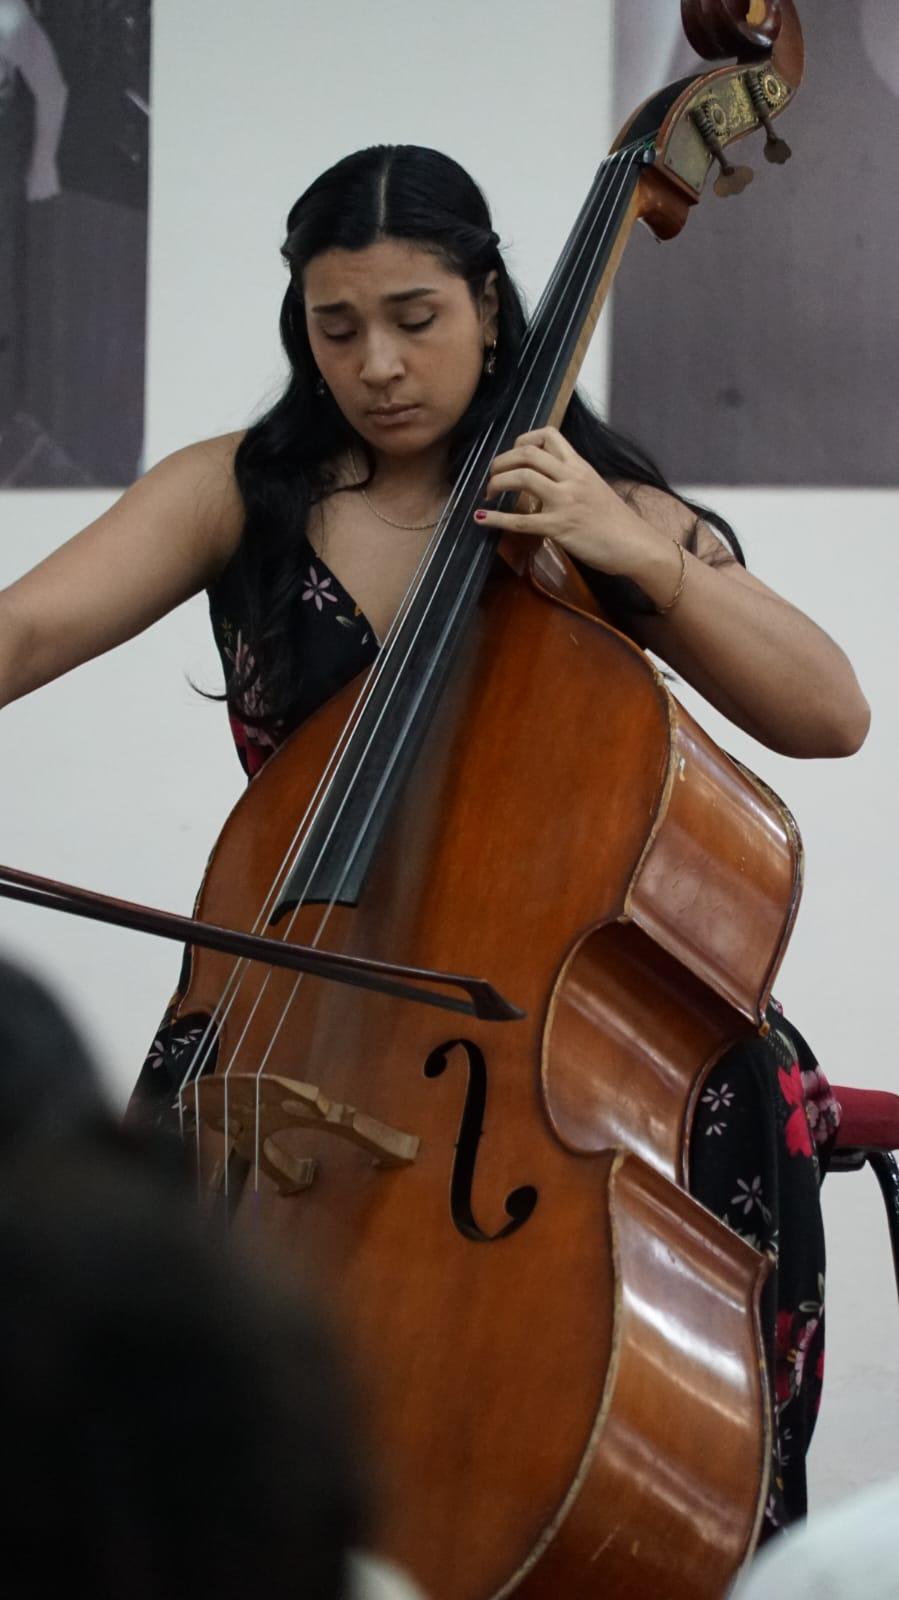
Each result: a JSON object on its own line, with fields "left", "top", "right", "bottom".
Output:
{"left": 359, "top": 330, "right": 405, "bottom": 388}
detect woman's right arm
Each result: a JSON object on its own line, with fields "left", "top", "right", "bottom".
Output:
{"left": 0, "top": 434, "right": 245, "bottom": 709}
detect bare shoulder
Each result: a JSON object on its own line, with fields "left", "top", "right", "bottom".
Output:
{"left": 151, "top": 429, "right": 245, "bottom": 504}
{"left": 0, "top": 433, "right": 251, "bottom": 705}
{"left": 176, "top": 428, "right": 246, "bottom": 476}
{"left": 141, "top": 430, "right": 247, "bottom": 575}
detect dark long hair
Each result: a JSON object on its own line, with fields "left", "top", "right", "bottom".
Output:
{"left": 230, "top": 144, "right": 743, "bottom": 726}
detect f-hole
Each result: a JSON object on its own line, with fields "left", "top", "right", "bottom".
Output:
{"left": 424, "top": 1039, "right": 538, "bottom": 1243}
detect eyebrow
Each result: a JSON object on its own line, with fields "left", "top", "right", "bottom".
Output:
{"left": 310, "top": 287, "right": 440, "bottom": 314}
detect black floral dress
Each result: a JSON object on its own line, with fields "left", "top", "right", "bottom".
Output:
{"left": 129, "top": 532, "right": 841, "bottom": 1535}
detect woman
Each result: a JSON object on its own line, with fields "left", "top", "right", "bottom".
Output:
{"left": 0, "top": 144, "right": 870, "bottom": 1535}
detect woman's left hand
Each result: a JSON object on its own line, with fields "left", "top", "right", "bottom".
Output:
{"left": 476, "top": 426, "right": 637, "bottom": 574}
{"left": 473, "top": 430, "right": 871, "bottom": 758}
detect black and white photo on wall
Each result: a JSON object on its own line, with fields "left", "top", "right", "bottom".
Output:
{"left": 0, "top": 0, "right": 151, "bottom": 489}
{"left": 610, "top": 1, "right": 899, "bottom": 487}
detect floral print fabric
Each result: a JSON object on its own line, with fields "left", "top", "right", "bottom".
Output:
{"left": 211, "top": 538, "right": 378, "bottom": 777}
{"left": 691, "top": 1005, "right": 840, "bottom": 1533}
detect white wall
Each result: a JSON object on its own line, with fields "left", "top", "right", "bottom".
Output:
{"left": 0, "top": 0, "right": 895, "bottom": 1518}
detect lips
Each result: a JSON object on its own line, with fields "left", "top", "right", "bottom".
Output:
{"left": 367, "top": 404, "right": 421, "bottom": 427}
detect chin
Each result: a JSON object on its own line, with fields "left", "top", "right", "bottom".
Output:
{"left": 358, "top": 418, "right": 447, "bottom": 456}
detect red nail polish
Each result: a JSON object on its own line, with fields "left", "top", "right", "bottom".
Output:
{"left": 474, "top": 509, "right": 487, "bottom": 522}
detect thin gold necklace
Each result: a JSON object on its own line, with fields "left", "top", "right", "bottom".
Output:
{"left": 350, "top": 449, "right": 447, "bottom": 531}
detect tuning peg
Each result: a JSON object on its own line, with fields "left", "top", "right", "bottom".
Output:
{"left": 713, "top": 163, "right": 754, "bottom": 198}
{"left": 746, "top": 71, "right": 792, "bottom": 165}
{"left": 692, "top": 99, "right": 755, "bottom": 198}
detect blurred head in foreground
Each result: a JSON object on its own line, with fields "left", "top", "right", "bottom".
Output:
{"left": 0, "top": 950, "right": 104, "bottom": 1152}
{"left": 0, "top": 948, "right": 363, "bottom": 1598}
{"left": 0, "top": 1143, "right": 363, "bottom": 1599}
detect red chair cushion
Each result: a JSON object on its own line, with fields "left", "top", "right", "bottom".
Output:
{"left": 831, "top": 1086, "right": 899, "bottom": 1152}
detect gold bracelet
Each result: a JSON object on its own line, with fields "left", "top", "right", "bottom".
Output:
{"left": 655, "top": 540, "right": 687, "bottom": 617}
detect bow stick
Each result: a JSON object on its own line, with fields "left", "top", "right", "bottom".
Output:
{"left": 0, "top": 863, "right": 524, "bottom": 1023}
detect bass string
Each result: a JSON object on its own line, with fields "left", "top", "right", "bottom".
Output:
{"left": 232, "top": 141, "right": 643, "bottom": 1001}
{"left": 180, "top": 437, "right": 498, "bottom": 1169}
{"left": 526, "top": 152, "right": 648, "bottom": 466}
{"left": 180, "top": 427, "right": 488, "bottom": 1160}
{"left": 233, "top": 142, "right": 645, "bottom": 1015}
{"left": 173, "top": 185, "right": 599, "bottom": 1133}
{"left": 219, "top": 143, "right": 645, "bottom": 1115}
{"left": 176, "top": 139, "right": 641, "bottom": 1139}
{"left": 180, "top": 142, "right": 646, "bottom": 1187}
{"left": 225, "top": 143, "right": 648, "bottom": 1190}
{"left": 186, "top": 142, "right": 645, "bottom": 1189}
{"left": 184, "top": 140, "right": 643, "bottom": 1178}
{"left": 182, "top": 435, "right": 496, "bottom": 1170}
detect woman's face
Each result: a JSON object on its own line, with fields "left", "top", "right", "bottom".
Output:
{"left": 303, "top": 239, "right": 498, "bottom": 461}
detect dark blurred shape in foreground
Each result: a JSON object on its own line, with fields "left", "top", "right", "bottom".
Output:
{"left": 0, "top": 950, "right": 363, "bottom": 1598}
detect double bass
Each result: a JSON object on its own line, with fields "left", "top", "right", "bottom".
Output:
{"left": 1, "top": 3, "right": 808, "bottom": 1594}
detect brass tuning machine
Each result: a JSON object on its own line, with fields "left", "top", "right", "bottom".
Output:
{"left": 692, "top": 97, "right": 754, "bottom": 197}
{"left": 746, "top": 70, "right": 793, "bottom": 165}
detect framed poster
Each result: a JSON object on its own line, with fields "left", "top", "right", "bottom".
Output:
{"left": 610, "top": 2, "right": 899, "bottom": 486}
{"left": 0, "top": 0, "right": 150, "bottom": 487}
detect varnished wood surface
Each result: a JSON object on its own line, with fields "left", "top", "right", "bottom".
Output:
{"left": 177, "top": 565, "right": 787, "bottom": 1596}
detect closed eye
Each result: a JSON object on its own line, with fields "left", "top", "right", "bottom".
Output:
{"left": 322, "top": 315, "right": 436, "bottom": 343}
